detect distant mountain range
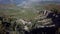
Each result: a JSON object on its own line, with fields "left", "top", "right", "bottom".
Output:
{"left": 39, "top": 1, "right": 60, "bottom": 4}
{"left": 0, "top": 0, "right": 24, "bottom": 4}
{"left": 0, "top": 1, "right": 60, "bottom": 9}
{"left": 0, "top": 0, "right": 60, "bottom": 4}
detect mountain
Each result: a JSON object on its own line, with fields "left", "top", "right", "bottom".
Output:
{"left": 0, "top": 0, "right": 60, "bottom": 9}
{"left": 0, "top": 0, "right": 11, "bottom": 4}
{"left": 36, "top": 1, "right": 60, "bottom": 5}
{"left": 0, "top": 0, "right": 25, "bottom": 4}
{"left": 0, "top": 0, "right": 60, "bottom": 5}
